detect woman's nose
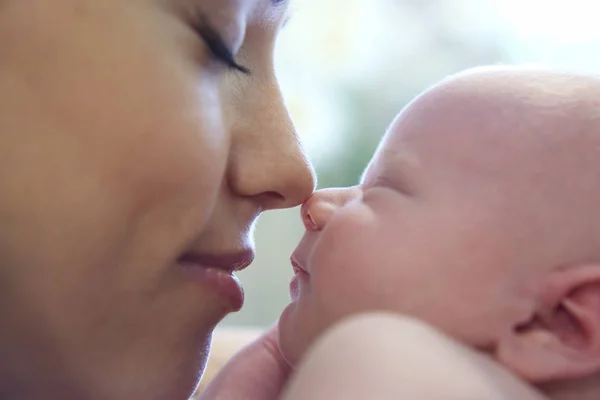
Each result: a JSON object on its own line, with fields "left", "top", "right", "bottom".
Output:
{"left": 227, "top": 76, "right": 316, "bottom": 210}
{"left": 301, "top": 186, "right": 362, "bottom": 231}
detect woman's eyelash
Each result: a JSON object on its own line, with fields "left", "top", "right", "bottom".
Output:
{"left": 191, "top": 14, "right": 250, "bottom": 74}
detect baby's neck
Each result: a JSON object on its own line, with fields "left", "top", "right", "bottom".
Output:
{"left": 538, "top": 373, "right": 600, "bottom": 400}
{"left": 544, "top": 390, "right": 597, "bottom": 400}
{"left": 468, "top": 355, "right": 547, "bottom": 400}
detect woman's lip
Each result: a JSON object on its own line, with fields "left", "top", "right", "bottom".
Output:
{"left": 179, "top": 249, "right": 255, "bottom": 273}
{"left": 177, "top": 249, "right": 254, "bottom": 311}
{"left": 179, "top": 263, "right": 245, "bottom": 311}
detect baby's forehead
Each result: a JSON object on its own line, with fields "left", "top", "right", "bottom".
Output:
{"left": 377, "top": 69, "right": 600, "bottom": 177}
{"left": 359, "top": 121, "right": 419, "bottom": 188}
{"left": 361, "top": 68, "right": 600, "bottom": 271}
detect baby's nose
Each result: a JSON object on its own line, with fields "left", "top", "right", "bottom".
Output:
{"left": 300, "top": 186, "right": 361, "bottom": 230}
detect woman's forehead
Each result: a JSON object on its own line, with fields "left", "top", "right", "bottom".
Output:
{"left": 194, "top": 0, "right": 289, "bottom": 12}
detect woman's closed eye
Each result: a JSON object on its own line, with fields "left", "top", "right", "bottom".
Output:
{"left": 190, "top": 12, "right": 250, "bottom": 74}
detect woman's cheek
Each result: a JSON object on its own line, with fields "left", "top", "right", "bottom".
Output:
{"left": 129, "top": 88, "right": 230, "bottom": 222}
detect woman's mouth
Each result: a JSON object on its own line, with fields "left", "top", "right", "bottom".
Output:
{"left": 177, "top": 249, "right": 254, "bottom": 311}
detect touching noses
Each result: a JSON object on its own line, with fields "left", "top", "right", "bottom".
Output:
{"left": 301, "top": 186, "right": 362, "bottom": 231}
{"left": 227, "top": 75, "right": 316, "bottom": 211}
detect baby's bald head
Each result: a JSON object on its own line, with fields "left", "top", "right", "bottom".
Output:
{"left": 387, "top": 66, "right": 600, "bottom": 271}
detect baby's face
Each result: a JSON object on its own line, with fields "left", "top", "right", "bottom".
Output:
{"left": 278, "top": 86, "right": 556, "bottom": 366}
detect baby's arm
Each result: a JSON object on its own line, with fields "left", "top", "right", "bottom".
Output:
{"left": 282, "top": 313, "right": 547, "bottom": 400}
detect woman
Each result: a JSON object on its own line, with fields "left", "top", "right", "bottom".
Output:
{"left": 0, "top": 0, "right": 314, "bottom": 399}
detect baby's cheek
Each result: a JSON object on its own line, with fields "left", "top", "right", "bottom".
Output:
{"left": 310, "top": 211, "right": 380, "bottom": 323}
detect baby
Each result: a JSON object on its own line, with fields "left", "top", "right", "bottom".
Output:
{"left": 277, "top": 66, "right": 600, "bottom": 399}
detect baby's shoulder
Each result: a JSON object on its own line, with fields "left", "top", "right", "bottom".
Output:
{"left": 283, "top": 313, "right": 547, "bottom": 400}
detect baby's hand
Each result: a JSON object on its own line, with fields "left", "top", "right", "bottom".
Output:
{"left": 197, "top": 324, "right": 291, "bottom": 400}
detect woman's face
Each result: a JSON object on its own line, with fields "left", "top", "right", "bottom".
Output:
{"left": 0, "top": 0, "right": 314, "bottom": 399}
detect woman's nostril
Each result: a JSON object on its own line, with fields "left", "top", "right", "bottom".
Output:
{"left": 265, "top": 191, "right": 285, "bottom": 203}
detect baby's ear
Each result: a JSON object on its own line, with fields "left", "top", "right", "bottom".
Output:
{"left": 495, "top": 265, "right": 600, "bottom": 383}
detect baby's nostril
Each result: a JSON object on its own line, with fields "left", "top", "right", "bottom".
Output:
{"left": 303, "top": 210, "right": 318, "bottom": 230}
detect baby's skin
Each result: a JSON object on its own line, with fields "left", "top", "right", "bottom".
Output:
{"left": 279, "top": 66, "right": 600, "bottom": 400}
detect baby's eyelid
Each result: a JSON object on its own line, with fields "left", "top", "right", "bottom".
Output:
{"left": 370, "top": 175, "right": 413, "bottom": 196}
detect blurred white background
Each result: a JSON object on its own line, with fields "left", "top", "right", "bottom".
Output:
{"left": 222, "top": 0, "right": 600, "bottom": 327}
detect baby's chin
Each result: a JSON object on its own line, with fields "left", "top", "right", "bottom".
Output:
{"left": 277, "top": 312, "right": 303, "bottom": 367}
{"left": 277, "top": 303, "right": 318, "bottom": 367}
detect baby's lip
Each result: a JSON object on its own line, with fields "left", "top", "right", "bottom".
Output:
{"left": 290, "top": 233, "right": 316, "bottom": 275}
{"left": 291, "top": 255, "right": 309, "bottom": 275}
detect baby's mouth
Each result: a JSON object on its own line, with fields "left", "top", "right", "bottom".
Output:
{"left": 289, "top": 257, "right": 309, "bottom": 301}
{"left": 291, "top": 257, "right": 309, "bottom": 275}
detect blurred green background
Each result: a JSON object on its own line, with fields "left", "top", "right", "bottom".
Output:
{"left": 223, "top": 0, "right": 600, "bottom": 327}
